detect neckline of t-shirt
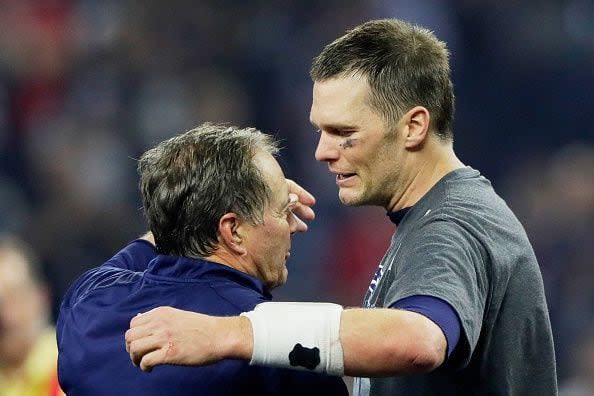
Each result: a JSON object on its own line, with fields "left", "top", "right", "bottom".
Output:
{"left": 386, "top": 166, "right": 479, "bottom": 225}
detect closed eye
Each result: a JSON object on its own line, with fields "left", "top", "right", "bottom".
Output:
{"left": 311, "top": 122, "right": 357, "bottom": 137}
{"left": 325, "top": 126, "right": 357, "bottom": 137}
{"left": 337, "top": 129, "right": 356, "bottom": 137}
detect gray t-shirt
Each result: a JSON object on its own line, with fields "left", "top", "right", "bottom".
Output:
{"left": 354, "top": 167, "right": 557, "bottom": 396}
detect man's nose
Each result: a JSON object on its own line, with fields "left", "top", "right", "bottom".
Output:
{"left": 314, "top": 131, "right": 339, "bottom": 162}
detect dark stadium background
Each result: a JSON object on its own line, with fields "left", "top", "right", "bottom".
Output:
{"left": 0, "top": 1, "right": 592, "bottom": 391}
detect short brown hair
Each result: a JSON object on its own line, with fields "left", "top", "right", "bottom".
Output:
{"left": 311, "top": 19, "right": 455, "bottom": 140}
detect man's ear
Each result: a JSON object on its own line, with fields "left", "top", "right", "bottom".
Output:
{"left": 218, "top": 213, "right": 247, "bottom": 255}
{"left": 402, "top": 106, "right": 430, "bottom": 150}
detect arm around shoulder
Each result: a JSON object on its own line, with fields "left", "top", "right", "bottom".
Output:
{"left": 125, "top": 305, "right": 446, "bottom": 377}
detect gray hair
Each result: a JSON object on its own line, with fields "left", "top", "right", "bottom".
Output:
{"left": 138, "top": 123, "right": 280, "bottom": 257}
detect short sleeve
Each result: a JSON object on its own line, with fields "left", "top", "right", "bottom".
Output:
{"left": 391, "top": 295, "right": 461, "bottom": 359}
{"left": 385, "top": 218, "right": 489, "bottom": 368}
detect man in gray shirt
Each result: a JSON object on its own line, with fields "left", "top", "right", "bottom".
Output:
{"left": 125, "top": 19, "right": 557, "bottom": 395}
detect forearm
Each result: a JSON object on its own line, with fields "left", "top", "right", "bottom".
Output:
{"left": 340, "top": 308, "right": 446, "bottom": 376}
{"left": 210, "top": 307, "right": 446, "bottom": 376}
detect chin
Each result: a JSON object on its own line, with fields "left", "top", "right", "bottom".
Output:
{"left": 267, "top": 270, "right": 288, "bottom": 290}
{"left": 338, "top": 192, "right": 367, "bottom": 207}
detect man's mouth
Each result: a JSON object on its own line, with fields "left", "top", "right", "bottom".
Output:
{"left": 336, "top": 172, "right": 357, "bottom": 182}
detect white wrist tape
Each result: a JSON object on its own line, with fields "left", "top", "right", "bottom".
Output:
{"left": 240, "top": 302, "right": 344, "bottom": 376}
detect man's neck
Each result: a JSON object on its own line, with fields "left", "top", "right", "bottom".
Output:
{"left": 207, "top": 250, "right": 255, "bottom": 278}
{"left": 387, "top": 144, "right": 464, "bottom": 212}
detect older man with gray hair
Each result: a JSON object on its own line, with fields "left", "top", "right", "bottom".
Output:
{"left": 56, "top": 123, "right": 347, "bottom": 395}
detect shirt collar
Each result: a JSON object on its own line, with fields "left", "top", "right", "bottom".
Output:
{"left": 387, "top": 206, "right": 412, "bottom": 225}
{"left": 147, "top": 255, "right": 271, "bottom": 298}
{"left": 386, "top": 167, "right": 480, "bottom": 226}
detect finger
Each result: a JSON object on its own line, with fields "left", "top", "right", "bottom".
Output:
{"left": 291, "top": 212, "right": 308, "bottom": 233}
{"left": 293, "top": 201, "right": 315, "bottom": 221}
{"left": 140, "top": 348, "right": 168, "bottom": 372}
{"left": 286, "top": 180, "right": 316, "bottom": 227}
{"left": 129, "top": 335, "right": 162, "bottom": 367}
{"left": 140, "top": 232, "right": 155, "bottom": 245}
{"left": 130, "top": 306, "right": 171, "bottom": 328}
{"left": 125, "top": 325, "right": 153, "bottom": 353}
{"left": 286, "top": 179, "right": 316, "bottom": 207}
{"left": 129, "top": 311, "right": 151, "bottom": 328}
{"left": 288, "top": 193, "right": 299, "bottom": 205}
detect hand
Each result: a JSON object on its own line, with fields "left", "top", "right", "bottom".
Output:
{"left": 125, "top": 307, "right": 252, "bottom": 372}
{"left": 139, "top": 231, "right": 155, "bottom": 245}
{"left": 286, "top": 179, "right": 316, "bottom": 232}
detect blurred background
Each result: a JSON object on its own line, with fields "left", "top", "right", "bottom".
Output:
{"left": 0, "top": 0, "right": 592, "bottom": 392}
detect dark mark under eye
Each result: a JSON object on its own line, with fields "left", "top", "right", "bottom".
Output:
{"left": 340, "top": 138, "right": 355, "bottom": 149}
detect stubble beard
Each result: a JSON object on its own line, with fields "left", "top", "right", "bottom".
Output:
{"left": 338, "top": 182, "right": 375, "bottom": 207}
{"left": 338, "top": 175, "right": 395, "bottom": 208}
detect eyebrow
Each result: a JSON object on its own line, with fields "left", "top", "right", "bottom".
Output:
{"left": 309, "top": 120, "right": 357, "bottom": 131}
